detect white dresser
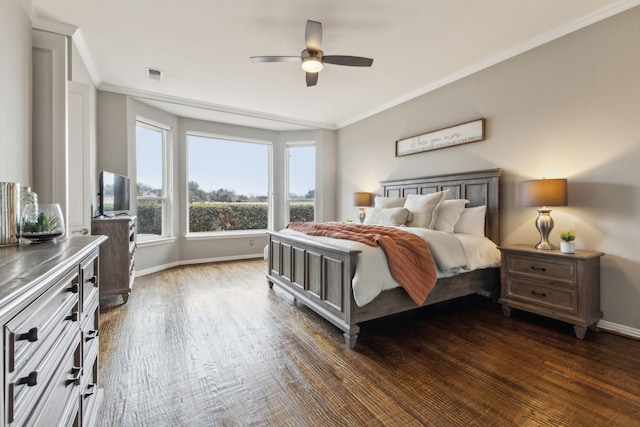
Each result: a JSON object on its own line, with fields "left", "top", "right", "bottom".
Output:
{"left": 0, "top": 236, "right": 106, "bottom": 426}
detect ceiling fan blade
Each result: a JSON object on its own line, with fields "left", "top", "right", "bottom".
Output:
{"left": 305, "top": 20, "right": 322, "bottom": 52}
{"left": 250, "top": 56, "right": 301, "bottom": 63}
{"left": 306, "top": 72, "right": 318, "bottom": 87}
{"left": 323, "top": 55, "right": 373, "bottom": 67}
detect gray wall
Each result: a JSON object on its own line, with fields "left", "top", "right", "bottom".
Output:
{"left": 337, "top": 7, "right": 640, "bottom": 330}
{"left": 0, "top": 0, "right": 32, "bottom": 185}
{"left": 97, "top": 93, "right": 337, "bottom": 272}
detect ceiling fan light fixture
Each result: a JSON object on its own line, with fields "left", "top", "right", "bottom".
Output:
{"left": 250, "top": 21, "right": 373, "bottom": 86}
{"left": 301, "top": 57, "right": 323, "bottom": 73}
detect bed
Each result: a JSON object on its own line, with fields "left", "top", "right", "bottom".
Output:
{"left": 266, "top": 168, "right": 503, "bottom": 348}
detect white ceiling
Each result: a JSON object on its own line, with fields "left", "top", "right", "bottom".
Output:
{"left": 32, "top": 0, "right": 639, "bottom": 131}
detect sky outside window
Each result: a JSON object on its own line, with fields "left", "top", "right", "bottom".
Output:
{"left": 188, "top": 135, "right": 269, "bottom": 198}
{"left": 136, "top": 125, "right": 164, "bottom": 193}
{"left": 289, "top": 145, "right": 315, "bottom": 198}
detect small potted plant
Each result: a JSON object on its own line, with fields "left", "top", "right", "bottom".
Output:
{"left": 559, "top": 230, "right": 576, "bottom": 254}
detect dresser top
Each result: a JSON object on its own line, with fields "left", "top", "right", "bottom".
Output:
{"left": 0, "top": 236, "right": 107, "bottom": 318}
{"left": 498, "top": 244, "right": 604, "bottom": 260}
{"left": 92, "top": 214, "right": 137, "bottom": 222}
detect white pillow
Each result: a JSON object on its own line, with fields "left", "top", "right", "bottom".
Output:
{"left": 433, "top": 199, "right": 469, "bottom": 233}
{"left": 404, "top": 191, "right": 447, "bottom": 228}
{"left": 374, "top": 196, "right": 406, "bottom": 209}
{"left": 454, "top": 205, "right": 486, "bottom": 236}
{"left": 363, "top": 207, "right": 411, "bottom": 226}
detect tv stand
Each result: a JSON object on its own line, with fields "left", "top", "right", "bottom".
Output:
{"left": 91, "top": 216, "right": 136, "bottom": 303}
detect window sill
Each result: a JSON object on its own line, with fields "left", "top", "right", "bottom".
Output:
{"left": 185, "top": 230, "right": 268, "bottom": 241}
{"left": 136, "top": 237, "right": 177, "bottom": 248}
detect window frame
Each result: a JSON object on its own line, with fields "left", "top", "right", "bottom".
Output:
{"left": 185, "top": 131, "right": 273, "bottom": 237}
{"left": 135, "top": 118, "right": 173, "bottom": 243}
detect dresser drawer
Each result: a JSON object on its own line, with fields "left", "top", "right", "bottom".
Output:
{"left": 81, "top": 354, "right": 101, "bottom": 427}
{"left": 81, "top": 286, "right": 99, "bottom": 333}
{"left": 505, "top": 277, "right": 577, "bottom": 313}
{"left": 506, "top": 255, "right": 576, "bottom": 284}
{"left": 21, "top": 339, "right": 81, "bottom": 427}
{"left": 7, "top": 323, "right": 80, "bottom": 425}
{"left": 5, "top": 267, "right": 80, "bottom": 376}
{"left": 81, "top": 292, "right": 99, "bottom": 370}
{"left": 81, "top": 250, "right": 99, "bottom": 310}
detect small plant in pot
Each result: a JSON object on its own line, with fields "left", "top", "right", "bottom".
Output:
{"left": 559, "top": 230, "right": 576, "bottom": 254}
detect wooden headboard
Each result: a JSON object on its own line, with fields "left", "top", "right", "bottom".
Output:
{"left": 380, "top": 168, "right": 503, "bottom": 245}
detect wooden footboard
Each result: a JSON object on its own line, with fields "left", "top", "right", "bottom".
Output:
{"left": 266, "top": 231, "right": 362, "bottom": 347}
{"left": 267, "top": 231, "right": 499, "bottom": 348}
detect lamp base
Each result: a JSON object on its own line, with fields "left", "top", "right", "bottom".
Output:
{"left": 535, "top": 241, "right": 555, "bottom": 250}
{"left": 358, "top": 208, "right": 365, "bottom": 223}
{"left": 534, "top": 208, "right": 555, "bottom": 250}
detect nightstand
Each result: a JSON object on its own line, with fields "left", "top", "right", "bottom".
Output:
{"left": 498, "top": 244, "right": 604, "bottom": 339}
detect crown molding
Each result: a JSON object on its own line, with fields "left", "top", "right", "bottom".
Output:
{"left": 31, "top": 15, "right": 102, "bottom": 86}
{"left": 338, "top": 0, "right": 640, "bottom": 129}
{"left": 99, "top": 83, "right": 337, "bottom": 131}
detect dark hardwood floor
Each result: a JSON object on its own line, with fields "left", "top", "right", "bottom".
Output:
{"left": 98, "top": 259, "right": 640, "bottom": 426}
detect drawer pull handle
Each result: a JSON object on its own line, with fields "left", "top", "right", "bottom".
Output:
{"left": 87, "top": 275, "right": 98, "bottom": 285}
{"left": 17, "top": 327, "right": 38, "bottom": 342}
{"left": 85, "top": 329, "right": 98, "bottom": 342}
{"left": 531, "top": 290, "right": 547, "bottom": 297}
{"left": 531, "top": 266, "right": 546, "bottom": 272}
{"left": 66, "top": 367, "right": 82, "bottom": 386}
{"left": 66, "top": 283, "right": 79, "bottom": 293}
{"left": 66, "top": 312, "right": 79, "bottom": 322}
{"left": 84, "top": 383, "right": 96, "bottom": 398}
{"left": 18, "top": 371, "right": 38, "bottom": 387}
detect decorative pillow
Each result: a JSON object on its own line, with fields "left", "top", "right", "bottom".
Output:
{"left": 374, "top": 196, "right": 406, "bottom": 209}
{"left": 363, "top": 207, "right": 411, "bottom": 226}
{"left": 433, "top": 199, "right": 469, "bottom": 233}
{"left": 454, "top": 205, "right": 486, "bottom": 236}
{"left": 404, "top": 191, "right": 447, "bottom": 228}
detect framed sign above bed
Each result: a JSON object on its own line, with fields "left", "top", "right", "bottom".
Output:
{"left": 396, "top": 118, "right": 486, "bottom": 157}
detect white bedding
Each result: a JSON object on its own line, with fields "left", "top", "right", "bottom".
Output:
{"left": 277, "top": 226, "right": 501, "bottom": 307}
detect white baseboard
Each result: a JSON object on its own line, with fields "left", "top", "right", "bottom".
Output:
{"left": 136, "top": 253, "right": 265, "bottom": 277}
{"left": 598, "top": 320, "right": 640, "bottom": 340}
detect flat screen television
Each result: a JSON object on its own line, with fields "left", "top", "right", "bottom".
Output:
{"left": 99, "top": 171, "right": 131, "bottom": 217}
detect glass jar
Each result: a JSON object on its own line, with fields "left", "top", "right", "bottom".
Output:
{"left": 20, "top": 203, "right": 65, "bottom": 243}
{"left": 19, "top": 187, "right": 38, "bottom": 243}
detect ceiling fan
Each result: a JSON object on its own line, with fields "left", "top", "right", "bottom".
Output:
{"left": 250, "top": 20, "right": 374, "bottom": 87}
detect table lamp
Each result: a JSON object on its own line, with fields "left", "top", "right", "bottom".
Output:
{"left": 353, "top": 192, "right": 371, "bottom": 223}
{"left": 522, "top": 178, "right": 567, "bottom": 250}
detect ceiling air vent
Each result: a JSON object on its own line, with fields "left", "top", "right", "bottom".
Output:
{"left": 146, "top": 67, "right": 163, "bottom": 81}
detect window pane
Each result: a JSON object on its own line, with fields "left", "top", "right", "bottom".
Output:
{"left": 188, "top": 135, "right": 270, "bottom": 233}
{"left": 136, "top": 126, "right": 164, "bottom": 197}
{"left": 136, "top": 122, "right": 167, "bottom": 239}
{"left": 288, "top": 145, "right": 315, "bottom": 223}
{"left": 137, "top": 199, "right": 164, "bottom": 237}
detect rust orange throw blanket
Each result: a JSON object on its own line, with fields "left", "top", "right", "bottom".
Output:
{"left": 286, "top": 222, "right": 437, "bottom": 305}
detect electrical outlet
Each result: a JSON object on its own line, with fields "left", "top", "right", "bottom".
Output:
{"left": 249, "top": 239, "right": 254, "bottom": 246}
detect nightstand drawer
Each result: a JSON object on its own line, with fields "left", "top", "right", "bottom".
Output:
{"left": 507, "top": 255, "right": 576, "bottom": 284}
{"left": 505, "top": 277, "right": 577, "bottom": 313}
